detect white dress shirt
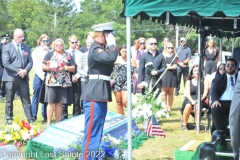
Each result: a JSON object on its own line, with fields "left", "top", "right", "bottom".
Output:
{"left": 219, "top": 73, "right": 236, "bottom": 100}
{"left": 32, "top": 46, "right": 48, "bottom": 80}
{"left": 66, "top": 48, "right": 82, "bottom": 79}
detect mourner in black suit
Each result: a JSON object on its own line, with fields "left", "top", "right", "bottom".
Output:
{"left": 0, "top": 34, "right": 9, "bottom": 98}
{"left": 211, "top": 57, "right": 237, "bottom": 132}
{"left": 2, "top": 29, "right": 34, "bottom": 125}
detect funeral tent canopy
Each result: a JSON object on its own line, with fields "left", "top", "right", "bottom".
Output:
{"left": 121, "top": 0, "right": 240, "bottom": 37}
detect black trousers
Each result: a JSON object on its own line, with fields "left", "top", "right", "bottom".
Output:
{"left": 211, "top": 100, "right": 231, "bottom": 131}
{"left": 5, "top": 76, "right": 34, "bottom": 122}
{"left": 61, "top": 79, "right": 82, "bottom": 120}
{"left": 175, "top": 67, "right": 189, "bottom": 93}
{"left": 0, "top": 67, "right": 5, "bottom": 96}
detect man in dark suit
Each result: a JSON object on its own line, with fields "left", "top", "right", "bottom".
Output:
{"left": 0, "top": 34, "right": 9, "bottom": 98}
{"left": 232, "top": 42, "right": 240, "bottom": 71}
{"left": 2, "top": 29, "right": 34, "bottom": 125}
{"left": 211, "top": 57, "right": 237, "bottom": 134}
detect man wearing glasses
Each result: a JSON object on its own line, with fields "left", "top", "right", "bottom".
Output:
{"left": 0, "top": 34, "right": 9, "bottom": 99}
{"left": 211, "top": 58, "right": 237, "bottom": 136}
{"left": 61, "top": 35, "right": 83, "bottom": 120}
{"left": 138, "top": 37, "right": 167, "bottom": 92}
{"left": 175, "top": 37, "right": 191, "bottom": 96}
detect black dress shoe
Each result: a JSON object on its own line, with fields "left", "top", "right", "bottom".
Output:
{"left": 6, "top": 120, "right": 12, "bottom": 125}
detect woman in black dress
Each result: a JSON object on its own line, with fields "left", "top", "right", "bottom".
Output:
{"left": 182, "top": 65, "right": 209, "bottom": 131}
{"left": 162, "top": 42, "right": 180, "bottom": 111}
{"left": 204, "top": 39, "right": 219, "bottom": 76}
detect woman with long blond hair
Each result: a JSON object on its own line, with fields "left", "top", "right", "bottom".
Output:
{"left": 204, "top": 39, "right": 219, "bottom": 76}
{"left": 161, "top": 42, "right": 180, "bottom": 111}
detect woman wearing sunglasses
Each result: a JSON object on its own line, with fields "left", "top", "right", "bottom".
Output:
{"left": 31, "top": 34, "right": 50, "bottom": 122}
{"left": 162, "top": 42, "right": 181, "bottom": 112}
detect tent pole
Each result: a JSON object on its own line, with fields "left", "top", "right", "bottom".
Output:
{"left": 232, "top": 33, "right": 235, "bottom": 53}
{"left": 126, "top": 16, "right": 132, "bottom": 160}
{"left": 176, "top": 24, "right": 179, "bottom": 48}
{"left": 220, "top": 37, "right": 222, "bottom": 64}
{"left": 197, "top": 20, "right": 202, "bottom": 134}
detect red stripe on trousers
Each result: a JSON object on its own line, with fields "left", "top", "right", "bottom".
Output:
{"left": 84, "top": 100, "right": 94, "bottom": 160}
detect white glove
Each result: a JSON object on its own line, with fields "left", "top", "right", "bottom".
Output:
{"left": 105, "top": 33, "right": 116, "bottom": 46}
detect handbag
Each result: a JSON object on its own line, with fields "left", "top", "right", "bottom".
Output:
{"left": 38, "top": 72, "right": 47, "bottom": 104}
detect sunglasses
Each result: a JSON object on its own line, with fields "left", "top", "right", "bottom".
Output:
{"left": 167, "top": 47, "right": 174, "bottom": 49}
{"left": 180, "top": 41, "right": 185, "bottom": 43}
{"left": 139, "top": 42, "right": 145, "bottom": 45}
{"left": 225, "top": 64, "right": 235, "bottom": 68}
{"left": 42, "top": 40, "right": 49, "bottom": 43}
{"left": 71, "top": 41, "right": 78, "bottom": 44}
{"left": 150, "top": 43, "right": 157, "bottom": 46}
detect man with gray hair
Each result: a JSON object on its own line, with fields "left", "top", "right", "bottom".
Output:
{"left": 2, "top": 29, "right": 34, "bottom": 125}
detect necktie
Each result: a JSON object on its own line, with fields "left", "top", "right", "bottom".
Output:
{"left": 17, "top": 44, "right": 24, "bottom": 67}
{"left": 230, "top": 77, "right": 234, "bottom": 87}
{"left": 72, "top": 50, "right": 75, "bottom": 62}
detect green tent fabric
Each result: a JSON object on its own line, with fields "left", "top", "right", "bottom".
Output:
{"left": 121, "top": 0, "right": 240, "bottom": 37}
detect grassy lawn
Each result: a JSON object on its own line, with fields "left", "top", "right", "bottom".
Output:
{"left": 0, "top": 70, "right": 211, "bottom": 160}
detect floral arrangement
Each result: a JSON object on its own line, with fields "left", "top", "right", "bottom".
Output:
{"left": 54, "top": 134, "right": 128, "bottom": 160}
{"left": 132, "top": 81, "right": 168, "bottom": 123}
{"left": 0, "top": 117, "right": 43, "bottom": 148}
{"left": 44, "top": 60, "right": 68, "bottom": 73}
{"left": 44, "top": 52, "right": 70, "bottom": 73}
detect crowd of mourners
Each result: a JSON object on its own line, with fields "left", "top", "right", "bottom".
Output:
{"left": 0, "top": 30, "right": 239, "bottom": 141}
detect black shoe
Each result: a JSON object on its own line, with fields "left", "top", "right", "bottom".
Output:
{"left": 174, "top": 92, "right": 179, "bottom": 96}
{"left": 6, "top": 120, "right": 12, "bottom": 125}
{"left": 28, "top": 120, "right": 35, "bottom": 124}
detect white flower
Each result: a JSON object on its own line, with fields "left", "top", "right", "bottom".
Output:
{"left": 156, "top": 110, "right": 167, "bottom": 118}
{"left": 22, "top": 131, "right": 30, "bottom": 141}
{"left": 145, "top": 62, "right": 153, "bottom": 68}
{"left": 49, "top": 61, "right": 58, "bottom": 69}
{"left": 12, "top": 123, "right": 21, "bottom": 131}
{"left": 4, "top": 134, "right": 12, "bottom": 141}
{"left": 141, "top": 81, "right": 148, "bottom": 87}
{"left": 132, "top": 94, "right": 137, "bottom": 104}
{"left": 132, "top": 107, "right": 140, "bottom": 118}
{"left": 30, "top": 129, "right": 35, "bottom": 136}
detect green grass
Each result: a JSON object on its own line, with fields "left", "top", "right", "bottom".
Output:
{"left": 0, "top": 71, "right": 211, "bottom": 160}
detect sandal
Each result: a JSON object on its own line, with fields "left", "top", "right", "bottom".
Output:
{"left": 182, "top": 125, "right": 188, "bottom": 131}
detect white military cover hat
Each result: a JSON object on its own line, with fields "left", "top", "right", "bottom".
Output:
{"left": 180, "top": 37, "right": 186, "bottom": 41}
{"left": 91, "top": 22, "right": 114, "bottom": 32}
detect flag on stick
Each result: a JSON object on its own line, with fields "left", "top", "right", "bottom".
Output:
{"left": 145, "top": 115, "right": 166, "bottom": 138}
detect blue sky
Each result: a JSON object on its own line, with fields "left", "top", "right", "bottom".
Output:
{"left": 74, "top": 0, "right": 84, "bottom": 11}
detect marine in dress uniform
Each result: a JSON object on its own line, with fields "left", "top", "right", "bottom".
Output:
{"left": 80, "top": 22, "right": 118, "bottom": 160}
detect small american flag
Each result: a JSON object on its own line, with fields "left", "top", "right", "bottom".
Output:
{"left": 145, "top": 115, "right": 166, "bottom": 138}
